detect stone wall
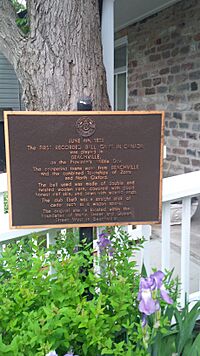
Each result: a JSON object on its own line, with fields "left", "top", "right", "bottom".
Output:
{"left": 117, "top": 0, "right": 200, "bottom": 176}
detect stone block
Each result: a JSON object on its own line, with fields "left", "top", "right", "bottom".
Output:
{"left": 178, "top": 157, "right": 190, "bottom": 165}
{"left": 191, "top": 82, "right": 198, "bottom": 91}
{"left": 179, "top": 122, "right": 189, "bottom": 129}
{"left": 190, "top": 141, "right": 200, "bottom": 149}
{"left": 180, "top": 45, "right": 190, "bottom": 54}
{"left": 169, "top": 163, "right": 184, "bottom": 175}
{"left": 173, "top": 112, "right": 182, "bottom": 120}
{"left": 171, "top": 31, "right": 180, "bottom": 39}
{"left": 163, "top": 160, "right": 170, "bottom": 172}
{"left": 157, "top": 86, "right": 168, "bottom": 93}
{"left": 175, "top": 73, "right": 188, "bottom": 83}
{"left": 142, "top": 79, "right": 152, "bottom": 87}
{"left": 129, "top": 60, "right": 138, "bottom": 68}
{"left": 177, "top": 83, "right": 190, "bottom": 91}
{"left": 194, "top": 103, "right": 200, "bottom": 111}
{"left": 149, "top": 54, "right": 161, "bottom": 62}
{"left": 167, "top": 154, "right": 177, "bottom": 161}
{"left": 140, "top": 73, "right": 148, "bottom": 80}
{"left": 172, "top": 129, "right": 185, "bottom": 138}
{"left": 162, "top": 51, "right": 171, "bottom": 59}
{"left": 192, "top": 123, "right": 200, "bottom": 131}
{"left": 181, "top": 62, "right": 194, "bottom": 71}
{"left": 192, "top": 159, "right": 200, "bottom": 166}
{"left": 157, "top": 43, "right": 175, "bottom": 51}
{"left": 153, "top": 77, "right": 162, "bottom": 86}
{"left": 189, "top": 70, "right": 200, "bottom": 80}
{"left": 146, "top": 103, "right": 156, "bottom": 110}
{"left": 165, "top": 112, "right": 172, "bottom": 119}
{"left": 144, "top": 47, "right": 156, "bottom": 55}
{"left": 167, "top": 94, "right": 175, "bottom": 102}
{"left": 167, "top": 138, "right": 178, "bottom": 146}
{"left": 145, "top": 87, "right": 155, "bottom": 95}
{"left": 187, "top": 93, "right": 200, "bottom": 101}
{"left": 167, "top": 75, "right": 174, "bottom": 84}
{"left": 171, "top": 65, "right": 180, "bottom": 74}
{"left": 130, "top": 89, "right": 138, "bottom": 96}
{"left": 172, "top": 147, "right": 185, "bottom": 155}
{"left": 169, "top": 121, "right": 178, "bottom": 128}
{"left": 171, "top": 48, "right": 179, "bottom": 57}
{"left": 185, "top": 112, "right": 199, "bottom": 121}
{"left": 184, "top": 167, "right": 192, "bottom": 173}
{"left": 186, "top": 132, "right": 197, "bottom": 140}
{"left": 176, "top": 102, "right": 192, "bottom": 111}
{"left": 187, "top": 148, "right": 196, "bottom": 156}
{"left": 160, "top": 67, "right": 170, "bottom": 75}
{"left": 179, "top": 140, "right": 188, "bottom": 147}
{"left": 193, "top": 33, "right": 200, "bottom": 41}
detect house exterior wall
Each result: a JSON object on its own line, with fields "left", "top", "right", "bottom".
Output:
{"left": 0, "top": 52, "right": 22, "bottom": 111}
{"left": 116, "top": 0, "right": 200, "bottom": 176}
{"left": 0, "top": 52, "right": 24, "bottom": 173}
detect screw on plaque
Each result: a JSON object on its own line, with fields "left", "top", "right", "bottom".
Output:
{"left": 77, "top": 97, "right": 92, "bottom": 111}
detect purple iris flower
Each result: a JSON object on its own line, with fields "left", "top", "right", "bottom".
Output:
{"left": 151, "top": 270, "right": 164, "bottom": 289}
{"left": 138, "top": 270, "right": 173, "bottom": 317}
{"left": 138, "top": 277, "right": 159, "bottom": 315}
{"left": 141, "top": 313, "right": 147, "bottom": 327}
{"left": 73, "top": 246, "right": 79, "bottom": 254}
{"left": 46, "top": 351, "right": 79, "bottom": 356}
{"left": 151, "top": 270, "right": 173, "bottom": 304}
{"left": 160, "top": 285, "right": 173, "bottom": 304}
{"left": 98, "top": 233, "right": 114, "bottom": 255}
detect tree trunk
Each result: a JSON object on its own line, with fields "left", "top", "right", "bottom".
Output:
{"left": 0, "top": 0, "right": 110, "bottom": 111}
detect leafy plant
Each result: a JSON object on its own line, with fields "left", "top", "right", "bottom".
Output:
{"left": 3, "top": 192, "right": 8, "bottom": 214}
{"left": 0, "top": 228, "right": 198, "bottom": 355}
{"left": 11, "top": 0, "right": 29, "bottom": 34}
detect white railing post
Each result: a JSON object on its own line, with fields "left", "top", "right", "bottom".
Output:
{"left": 101, "top": 0, "right": 114, "bottom": 108}
{"left": 47, "top": 230, "right": 57, "bottom": 248}
{"left": 0, "top": 192, "right": 4, "bottom": 216}
{"left": 161, "top": 201, "right": 171, "bottom": 271}
{"left": 142, "top": 225, "right": 152, "bottom": 275}
{"left": 181, "top": 196, "right": 191, "bottom": 306}
{"left": 47, "top": 230, "right": 57, "bottom": 275}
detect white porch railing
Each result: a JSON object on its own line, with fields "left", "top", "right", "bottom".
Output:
{"left": 1, "top": 171, "right": 200, "bottom": 306}
{"left": 0, "top": 173, "right": 57, "bottom": 245}
{"left": 162, "top": 171, "right": 200, "bottom": 306}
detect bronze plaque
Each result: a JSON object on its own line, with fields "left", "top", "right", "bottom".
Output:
{"left": 4, "top": 111, "right": 164, "bottom": 228}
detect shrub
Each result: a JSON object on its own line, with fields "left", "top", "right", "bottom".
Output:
{"left": 0, "top": 228, "right": 196, "bottom": 355}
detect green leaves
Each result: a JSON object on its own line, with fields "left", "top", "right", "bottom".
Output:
{"left": 0, "top": 335, "right": 20, "bottom": 355}
{"left": 11, "top": 0, "right": 29, "bottom": 34}
{"left": 175, "top": 301, "right": 200, "bottom": 354}
{"left": 0, "top": 231, "right": 143, "bottom": 355}
{"left": 183, "top": 333, "right": 200, "bottom": 356}
{"left": 0, "top": 229, "right": 198, "bottom": 355}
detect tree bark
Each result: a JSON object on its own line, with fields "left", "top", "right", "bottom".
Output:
{"left": 0, "top": 0, "right": 110, "bottom": 111}
{"left": 0, "top": 0, "right": 25, "bottom": 67}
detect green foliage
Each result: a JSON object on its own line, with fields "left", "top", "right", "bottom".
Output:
{"left": 11, "top": 0, "right": 29, "bottom": 34}
{"left": 3, "top": 192, "right": 8, "bottom": 214}
{"left": 0, "top": 228, "right": 198, "bottom": 355}
{"left": 149, "top": 298, "right": 200, "bottom": 356}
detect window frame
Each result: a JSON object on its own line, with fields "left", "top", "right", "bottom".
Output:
{"left": 114, "top": 36, "right": 128, "bottom": 110}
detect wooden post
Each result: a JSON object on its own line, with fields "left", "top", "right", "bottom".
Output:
{"left": 77, "top": 98, "right": 94, "bottom": 300}
{"left": 77, "top": 98, "right": 94, "bottom": 245}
